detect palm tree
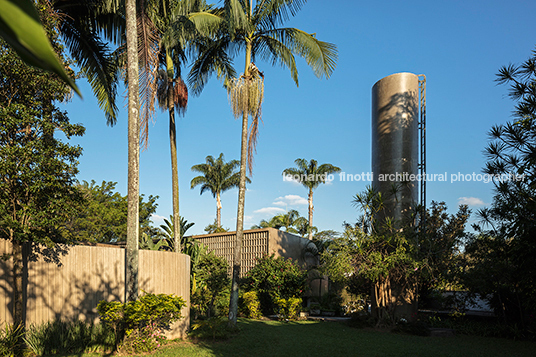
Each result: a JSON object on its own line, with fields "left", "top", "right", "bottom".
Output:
{"left": 188, "top": 0, "right": 338, "bottom": 327}
{"left": 283, "top": 159, "right": 341, "bottom": 239}
{"left": 118, "top": 0, "right": 224, "bottom": 252}
{"left": 125, "top": 0, "right": 141, "bottom": 302}
{"left": 191, "top": 153, "right": 248, "bottom": 228}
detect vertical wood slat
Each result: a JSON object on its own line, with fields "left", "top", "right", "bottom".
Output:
{"left": 0, "top": 241, "right": 190, "bottom": 338}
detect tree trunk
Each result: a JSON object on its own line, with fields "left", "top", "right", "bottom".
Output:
{"left": 216, "top": 192, "right": 222, "bottom": 228}
{"left": 371, "top": 275, "right": 418, "bottom": 325}
{"left": 11, "top": 240, "right": 27, "bottom": 357}
{"left": 125, "top": 0, "right": 140, "bottom": 302}
{"left": 371, "top": 276, "right": 394, "bottom": 326}
{"left": 228, "top": 40, "right": 252, "bottom": 328}
{"left": 167, "top": 54, "right": 180, "bottom": 252}
{"left": 308, "top": 188, "right": 314, "bottom": 240}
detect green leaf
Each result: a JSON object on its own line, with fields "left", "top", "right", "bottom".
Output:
{"left": 0, "top": 0, "right": 81, "bottom": 96}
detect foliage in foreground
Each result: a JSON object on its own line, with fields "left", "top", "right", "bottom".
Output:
{"left": 0, "top": 323, "right": 23, "bottom": 356}
{"left": 23, "top": 320, "right": 114, "bottom": 356}
{"left": 97, "top": 292, "right": 186, "bottom": 353}
{"left": 459, "top": 48, "right": 536, "bottom": 332}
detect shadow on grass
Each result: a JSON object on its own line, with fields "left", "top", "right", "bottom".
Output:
{"left": 185, "top": 318, "right": 536, "bottom": 357}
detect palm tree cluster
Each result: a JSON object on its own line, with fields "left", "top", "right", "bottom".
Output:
{"left": 251, "top": 209, "right": 311, "bottom": 237}
{"left": 6, "top": 0, "right": 338, "bottom": 324}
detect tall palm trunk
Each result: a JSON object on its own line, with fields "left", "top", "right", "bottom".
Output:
{"left": 308, "top": 188, "right": 314, "bottom": 240}
{"left": 125, "top": 0, "right": 140, "bottom": 302}
{"left": 167, "top": 55, "right": 181, "bottom": 252}
{"left": 229, "top": 38, "right": 252, "bottom": 328}
{"left": 216, "top": 192, "right": 222, "bottom": 228}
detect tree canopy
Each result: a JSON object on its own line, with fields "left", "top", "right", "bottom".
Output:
{"left": 64, "top": 180, "right": 159, "bottom": 243}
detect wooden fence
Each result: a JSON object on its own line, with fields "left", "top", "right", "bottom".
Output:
{"left": 0, "top": 240, "right": 190, "bottom": 339}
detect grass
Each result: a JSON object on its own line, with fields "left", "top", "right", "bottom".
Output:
{"left": 61, "top": 318, "right": 535, "bottom": 357}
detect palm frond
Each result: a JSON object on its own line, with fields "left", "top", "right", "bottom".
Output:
{"left": 188, "top": 37, "right": 237, "bottom": 96}
{"left": 254, "top": 0, "right": 307, "bottom": 29}
{"left": 264, "top": 27, "right": 337, "bottom": 80}
{"left": 54, "top": 0, "right": 120, "bottom": 124}
{"left": 136, "top": 11, "right": 161, "bottom": 149}
{"left": 189, "top": 11, "right": 225, "bottom": 37}
{"left": 253, "top": 34, "right": 298, "bottom": 84}
{"left": 224, "top": 0, "right": 250, "bottom": 38}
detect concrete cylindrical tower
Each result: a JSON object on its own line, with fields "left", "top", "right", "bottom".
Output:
{"left": 371, "top": 72, "right": 419, "bottom": 224}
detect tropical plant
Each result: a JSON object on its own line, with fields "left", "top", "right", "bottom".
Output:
{"left": 107, "top": 0, "right": 222, "bottom": 252}
{"left": 283, "top": 159, "right": 341, "bottom": 239}
{"left": 191, "top": 153, "right": 246, "bottom": 228}
{"left": 188, "top": 0, "right": 337, "bottom": 327}
{"left": 159, "top": 215, "right": 195, "bottom": 251}
{"left": 251, "top": 209, "right": 309, "bottom": 236}
{"left": 50, "top": 0, "right": 121, "bottom": 124}
{"left": 23, "top": 320, "right": 115, "bottom": 356}
{"left": 139, "top": 232, "right": 170, "bottom": 251}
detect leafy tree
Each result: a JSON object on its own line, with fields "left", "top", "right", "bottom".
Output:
{"left": 283, "top": 159, "right": 341, "bottom": 239}
{"left": 0, "top": 38, "right": 84, "bottom": 332}
{"left": 461, "top": 51, "right": 536, "bottom": 328}
{"left": 64, "top": 180, "right": 159, "bottom": 243}
{"left": 191, "top": 153, "right": 246, "bottom": 228}
{"left": 318, "top": 190, "right": 470, "bottom": 325}
{"left": 418, "top": 201, "right": 469, "bottom": 306}
{"left": 189, "top": 0, "right": 337, "bottom": 326}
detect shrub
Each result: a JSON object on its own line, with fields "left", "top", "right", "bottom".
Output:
{"left": 242, "top": 254, "right": 308, "bottom": 315}
{"left": 23, "top": 320, "right": 114, "bottom": 356}
{"left": 97, "top": 292, "right": 186, "bottom": 353}
{"left": 240, "top": 291, "right": 262, "bottom": 319}
{"left": 275, "top": 297, "right": 302, "bottom": 321}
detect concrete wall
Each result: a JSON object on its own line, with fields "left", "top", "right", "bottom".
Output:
{"left": 191, "top": 228, "right": 314, "bottom": 275}
{"left": 0, "top": 240, "right": 190, "bottom": 339}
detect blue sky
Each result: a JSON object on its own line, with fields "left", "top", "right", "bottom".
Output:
{"left": 62, "top": 0, "right": 536, "bottom": 235}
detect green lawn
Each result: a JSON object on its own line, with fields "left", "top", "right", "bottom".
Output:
{"left": 74, "top": 319, "right": 535, "bottom": 357}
